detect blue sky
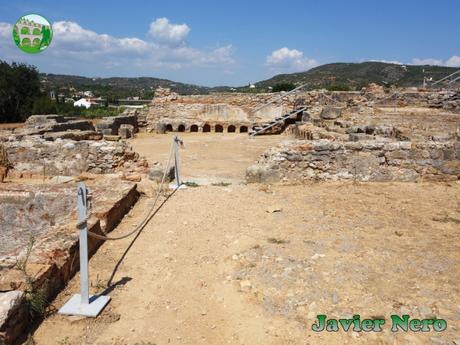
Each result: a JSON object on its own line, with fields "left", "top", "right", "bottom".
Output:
{"left": 0, "top": 0, "right": 459, "bottom": 86}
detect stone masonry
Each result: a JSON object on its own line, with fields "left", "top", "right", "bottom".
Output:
{"left": 3, "top": 137, "right": 139, "bottom": 177}
{"left": 250, "top": 139, "right": 459, "bottom": 182}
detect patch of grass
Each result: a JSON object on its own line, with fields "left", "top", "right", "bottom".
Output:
{"left": 267, "top": 237, "right": 288, "bottom": 244}
{"left": 56, "top": 336, "right": 71, "bottom": 345}
{"left": 15, "top": 237, "right": 49, "bottom": 320}
{"left": 211, "top": 182, "right": 232, "bottom": 187}
{"left": 184, "top": 181, "right": 199, "bottom": 187}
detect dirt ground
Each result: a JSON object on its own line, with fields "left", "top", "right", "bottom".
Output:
{"left": 129, "top": 132, "right": 285, "bottom": 184}
{"left": 30, "top": 133, "right": 460, "bottom": 345}
{"left": 357, "top": 107, "right": 460, "bottom": 140}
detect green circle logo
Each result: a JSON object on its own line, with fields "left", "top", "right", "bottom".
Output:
{"left": 12, "top": 14, "right": 53, "bottom": 54}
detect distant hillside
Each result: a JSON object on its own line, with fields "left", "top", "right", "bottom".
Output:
{"left": 254, "top": 62, "right": 459, "bottom": 91}
{"left": 39, "top": 73, "right": 213, "bottom": 98}
{"left": 39, "top": 62, "right": 459, "bottom": 98}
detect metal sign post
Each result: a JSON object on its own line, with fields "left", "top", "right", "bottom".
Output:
{"left": 170, "top": 135, "right": 186, "bottom": 190}
{"left": 59, "top": 182, "right": 110, "bottom": 317}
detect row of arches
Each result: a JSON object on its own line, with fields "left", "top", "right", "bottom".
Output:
{"left": 19, "top": 27, "right": 41, "bottom": 35}
{"left": 21, "top": 38, "right": 40, "bottom": 47}
{"left": 164, "top": 124, "right": 248, "bottom": 133}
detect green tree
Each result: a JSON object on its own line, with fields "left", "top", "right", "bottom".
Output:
{"left": 32, "top": 96, "right": 57, "bottom": 114}
{"left": 0, "top": 61, "right": 41, "bottom": 122}
{"left": 272, "top": 83, "right": 296, "bottom": 92}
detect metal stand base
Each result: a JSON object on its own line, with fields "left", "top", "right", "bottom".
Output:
{"left": 169, "top": 183, "right": 187, "bottom": 190}
{"left": 59, "top": 294, "right": 110, "bottom": 317}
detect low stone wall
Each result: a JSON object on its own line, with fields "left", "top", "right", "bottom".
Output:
{"left": 22, "top": 115, "right": 94, "bottom": 135}
{"left": 427, "top": 90, "right": 460, "bottom": 113}
{"left": 95, "top": 114, "right": 138, "bottom": 135}
{"left": 3, "top": 137, "right": 139, "bottom": 177}
{"left": 248, "top": 139, "right": 460, "bottom": 182}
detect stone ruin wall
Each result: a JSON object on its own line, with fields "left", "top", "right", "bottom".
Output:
{"left": 249, "top": 139, "right": 459, "bottom": 183}
{"left": 245, "top": 86, "right": 460, "bottom": 183}
{"left": 146, "top": 89, "right": 297, "bottom": 133}
{"left": 2, "top": 137, "right": 139, "bottom": 178}
{"left": 146, "top": 88, "right": 460, "bottom": 133}
{"left": 0, "top": 113, "right": 146, "bottom": 344}
{"left": 0, "top": 114, "right": 146, "bottom": 179}
{"left": 247, "top": 100, "right": 460, "bottom": 183}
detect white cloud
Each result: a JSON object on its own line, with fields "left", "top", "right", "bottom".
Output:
{"left": 148, "top": 17, "right": 190, "bottom": 45}
{"left": 368, "top": 59, "right": 403, "bottom": 65}
{"left": 266, "top": 47, "right": 318, "bottom": 73}
{"left": 411, "top": 57, "right": 444, "bottom": 66}
{"left": 410, "top": 56, "right": 460, "bottom": 67}
{"left": 0, "top": 19, "right": 235, "bottom": 75}
{"left": 0, "top": 22, "right": 11, "bottom": 38}
{"left": 445, "top": 55, "right": 460, "bottom": 67}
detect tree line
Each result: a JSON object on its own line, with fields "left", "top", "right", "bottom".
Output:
{"left": 0, "top": 60, "right": 125, "bottom": 123}
{"left": 0, "top": 61, "right": 41, "bottom": 122}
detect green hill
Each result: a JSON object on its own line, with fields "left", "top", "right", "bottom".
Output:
{"left": 39, "top": 62, "right": 459, "bottom": 98}
{"left": 253, "top": 62, "right": 459, "bottom": 91}
{"left": 39, "top": 74, "right": 213, "bottom": 98}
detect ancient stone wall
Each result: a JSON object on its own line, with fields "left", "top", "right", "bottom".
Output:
{"left": 249, "top": 139, "right": 459, "bottom": 182}
{"left": 95, "top": 114, "right": 138, "bottom": 135}
{"left": 23, "top": 115, "right": 95, "bottom": 135}
{"left": 147, "top": 90, "right": 299, "bottom": 132}
{"left": 146, "top": 89, "right": 460, "bottom": 133}
{"left": 3, "top": 137, "right": 139, "bottom": 177}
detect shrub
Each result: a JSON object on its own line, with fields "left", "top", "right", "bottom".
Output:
{"left": 272, "top": 83, "right": 296, "bottom": 92}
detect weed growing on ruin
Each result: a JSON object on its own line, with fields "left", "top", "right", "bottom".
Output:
{"left": 267, "top": 237, "right": 288, "bottom": 244}
{"left": 91, "top": 273, "right": 107, "bottom": 291}
{"left": 0, "top": 144, "right": 12, "bottom": 167}
{"left": 15, "top": 237, "right": 49, "bottom": 320}
{"left": 184, "top": 181, "right": 199, "bottom": 187}
{"left": 0, "top": 143, "right": 13, "bottom": 183}
{"left": 56, "top": 336, "right": 71, "bottom": 345}
{"left": 212, "top": 181, "right": 231, "bottom": 186}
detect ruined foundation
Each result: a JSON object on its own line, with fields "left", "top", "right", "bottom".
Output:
{"left": 0, "top": 114, "right": 149, "bottom": 344}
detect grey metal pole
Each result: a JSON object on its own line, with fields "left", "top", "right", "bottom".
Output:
{"left": 174, "top": 136, "right": 181, "bottom": 186}
{"left": 58, "top": 182, "right": 110, "bottom": 317}
{"left": 77, "top": 183, "right": 89, "bottom": 305}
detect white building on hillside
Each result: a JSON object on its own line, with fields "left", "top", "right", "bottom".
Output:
{"left": 74, "top": 98, "right": 92, "bottom": 109}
